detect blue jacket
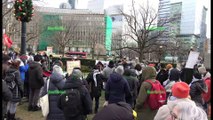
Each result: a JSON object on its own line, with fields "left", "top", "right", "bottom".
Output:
{"left": 19, "top": 64, "right": 29, "bottom": 82}
{"left": 105, "top": 72, "right": 132, "bottom": 104}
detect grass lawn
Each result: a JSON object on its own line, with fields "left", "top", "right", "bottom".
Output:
{"left": 16, "top": 91, "right": 106, "bottom": 120}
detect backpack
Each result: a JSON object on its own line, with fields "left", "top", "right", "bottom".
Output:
{"left": 4, "top": 71, "right": 17, "bottom": 90}
{"left": 58, "top": 88, "right": 83, "bottom": 118}
{"left": 145, "top": 80, "right": 166, "bottom": 110}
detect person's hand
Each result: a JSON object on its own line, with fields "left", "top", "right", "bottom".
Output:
{"left": 103, "top": 101, "right": 108, "bottom": 107}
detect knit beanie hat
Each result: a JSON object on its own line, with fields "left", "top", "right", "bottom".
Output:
{"left": 198, "top": 66, "right": 207, "bottom": 74}
{"left": 171, "top": 82, "right": 190, "bottom": 98}
{"left": 52, "top": 65, "right": 64, "bottom": 76}
{"left": 71, "top": 69, "right": 83, "bottom": 79}
{"left": 115, "top": 65, "right": 124, "bottom": 75}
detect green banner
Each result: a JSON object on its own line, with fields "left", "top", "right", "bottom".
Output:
{"left": 38, "top": 15, "right": 61, "bottom": 51}
{"left": 146, "top": 26, "right": 165, "bottom": 31}
{"left": 105, "top": 16, "right": 112, "bottom": 54}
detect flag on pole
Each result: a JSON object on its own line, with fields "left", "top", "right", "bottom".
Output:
{"left": 3, "top": 34, "right": 13, "bottom": 48}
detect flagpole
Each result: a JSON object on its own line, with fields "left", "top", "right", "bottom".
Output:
{"left": 21, "top": 21, "right": 26, "bottom": 55}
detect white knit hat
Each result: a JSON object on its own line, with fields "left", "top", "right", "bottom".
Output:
{"left": 52, "top": 65, "right": 64, "bottom": 76}
{"left": 198, "top": 66, "right": 206, "bottom": 74}
{"left": 115, "top": 65, "right": 124, "bottom": 75}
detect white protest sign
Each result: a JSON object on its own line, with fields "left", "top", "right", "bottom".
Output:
{"left": 46, "top": 46, "right": 53, "bottom": 54}
{"left": 95, "top": 60, "right": 109, "bottom": 67}
{"left": 185, "top": 51, "right": 200, "bottom": 69}
{"left": 66, "top": 60, "right": 81, "bottom": 75}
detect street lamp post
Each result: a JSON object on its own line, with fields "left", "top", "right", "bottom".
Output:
{"left": 21, "top": 22, "right": 27, "bottom": 55}
{"left": 159, "top": 46, "right": 163, "bottom": 63}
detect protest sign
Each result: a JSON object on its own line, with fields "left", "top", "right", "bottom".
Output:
{"left": 66, "top": 60, "right": 81, "bottom": 75}
{"left": 185, "top": 51, "right": 200, "bottom": 69}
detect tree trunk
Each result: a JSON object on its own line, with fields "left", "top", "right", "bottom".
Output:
{"left": 91, "top": 48, "right": 94, "bottom": 59}
{"left": 139, "top": 52, "right": 144, "bottom": 63}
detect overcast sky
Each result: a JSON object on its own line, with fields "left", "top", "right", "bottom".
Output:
{"left": 38, "top": 0, "right": 210, "bottom": 38}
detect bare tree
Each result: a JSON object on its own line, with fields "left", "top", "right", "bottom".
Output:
{"left": 119, "top": 0, "right": 180, "bottom": 62}
{"left": 88, "top": 28, "right": 105, "bottom": 59}
{"left": 50, "top": 20, "right": 79, "bottom": 57}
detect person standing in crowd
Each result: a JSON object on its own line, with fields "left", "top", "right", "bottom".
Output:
{"left": 41, "top": 59, "right": 49, "bottom": 72}
{"left": 58, "top": 69, "right": 92, "bottom": 120}
{"left": 133, "top": 64, "right": 142, "bottom": 92}
{"left": 104, "top": 65, "right": 132, "bottom": 106}
{"left": 2, "top": 54, "right": 13, "bottom": 120}
{"left": 28, "top": 55, "right": 44, "bottom": 111}
{"left": 156, "top": 64, "right": 169, "bottom": 85}
{"left": 41, "top": 64, "right": 66, "bottom": 120}
{"left": 5, "top": 60, "right": 23, "bottom": 120}
{"left": 49, "top": 55, "right": 53, "bottom": 70}
{"left": 86, "top": 65, "right": 105, "bottom": 113}
{"left": 123, "top": 69, "right": 138, "bottom": 108}
{"left": 198, "top": 66, "right": 211, "bottom": 115}
{"left": 93, "top": 102, "right": 136, "bottom": 120}
{"left": 42, "top": 52, "right": 50, "bottom": 70}
{"left": 164, "top": 68, "right": 181, "bottom": 100}
{"left": 18, "top": 56, "right": 29, "bottom": 100}
{"left": 102, "top": 60, "right": 115, "bottom": 89}
{"left": 135, "top": 66, "right": 161, "bottom": 120}
{"left": 154, "top": 82, "right": 208, "bottom": 120}
{"left": 165, "top": 64, "right": 173, "bottom": 75}
{"left": 189, "top": 72, "right": 208, "bottom": 108}
{"left": 96, "top": 61, "right": 104, "bottom": 71}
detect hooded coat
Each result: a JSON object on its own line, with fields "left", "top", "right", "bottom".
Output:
{"left": 28, "top": 61, "right": 44, "bottom": 89}
{"left": 123, "top": 69, "right": 139, "bottom": 107}
{"left": 86, "top": 69, "right": 105, "bottom": 98}
{"left": 2, "top": 80, "right": 12, "bottom": 117}
{"left": 135, "top": 67, "right": 158, "bottom": 120}
{"left": 105, "top": 72, "right": 132, "bottom": 105}
{"left": 164, "top": 68, "right": 181, "bottom": 96}
{"left": 58, "top": 76, "right": 92, "bottom": 120}
{"left": 93, "top": 102, "right": 134, "bottom": 120}
{"left": 5, "top": 67, "right": 23, "bottom": 102}
{"left": 190, "top": 77, "right": 208, "bottom": 106}
{"left": 41, "top": 72, "right": 66, "bottom": 120}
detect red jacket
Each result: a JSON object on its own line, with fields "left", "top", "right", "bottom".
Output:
{"left": 202, "top": 77, "right": 211, "bottom": 102}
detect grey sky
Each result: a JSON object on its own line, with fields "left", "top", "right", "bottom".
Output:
{"left": 38, "top": 0, "right": 210, "bottom": 38}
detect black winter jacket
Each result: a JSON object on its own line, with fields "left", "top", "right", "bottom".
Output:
{"left": 93, "top": 102, "right": 134, "bottom": 120}
{"left": 5, "top": 68, "right": 23, "bottom": 102}
{"left": 190, "top": 79, "right": 208, "bottom": 106}
{"left": 28, "top": 61, "right": 44, "bottom": 89}
{"left": 41, "top": 72, "right": 65, "bottom": 120}
{"left": 2, "top": 80, "right": 12, "bottom": 116}
{"left": 58, "top": 77, "right": 92, "bottom": 120}
{"left": 156, "top": 69, "right": 169, "bottom": 85}
{"left": 86, "top": 70, "right": 105, "bottom": 98}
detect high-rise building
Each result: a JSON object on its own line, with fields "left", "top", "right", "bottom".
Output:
{"left": 59, "top": 3, "right": 72, "bottom": 9}
{"left": 158, "top": 0, "right": 208, "bottom": 54}
{"left": 68, "top": 0, "right": 76, "bottom": 9}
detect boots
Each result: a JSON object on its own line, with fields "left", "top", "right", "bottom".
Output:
{"left": 8, "top": 113, "right": 22, "bottom": 120}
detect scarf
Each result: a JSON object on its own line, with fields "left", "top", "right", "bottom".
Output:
{"left": 93, "top": 70, "right": 101, "bottom": 87}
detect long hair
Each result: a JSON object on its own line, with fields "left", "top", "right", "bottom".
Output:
{"left": 10, "top": 60, "right": 21, "bottom": 69}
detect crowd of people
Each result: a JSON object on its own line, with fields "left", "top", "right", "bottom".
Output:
{"left": 2, "top": 51, "right": 211, "bottom": 120}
